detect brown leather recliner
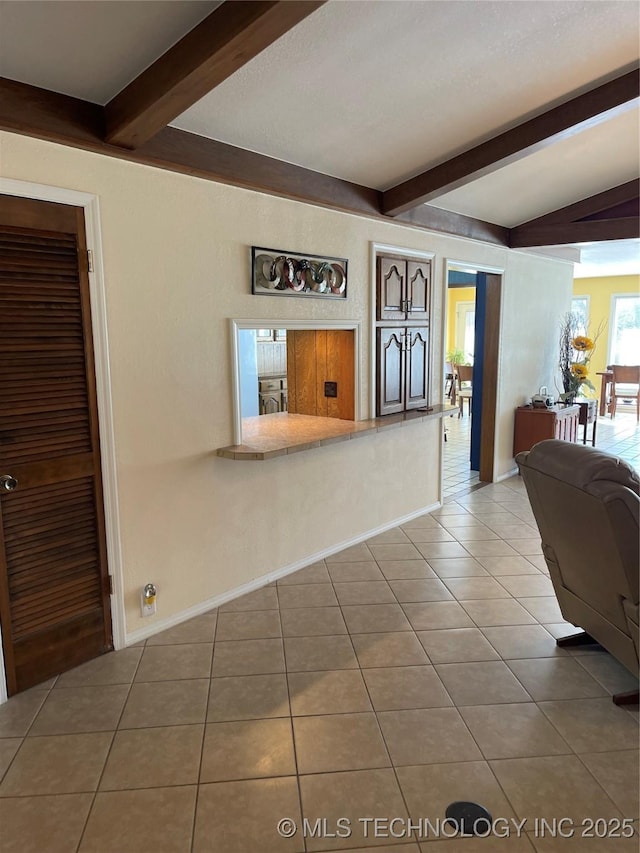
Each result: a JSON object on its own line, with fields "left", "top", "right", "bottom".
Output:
{"left": 516, "top": 440, "right": 639, "bottom": 701}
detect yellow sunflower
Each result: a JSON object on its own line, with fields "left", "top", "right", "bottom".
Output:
{"left": 571, "top": 363, "right": 588, "bottom": 379}
{"left": 572, "top": 335, "right": 594, "bottom": 351}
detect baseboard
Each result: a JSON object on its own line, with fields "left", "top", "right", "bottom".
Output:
{"left": 495, "top": 466, "right": 519, "bottom": 482}
{"left": 125, "top": 498, "right": 442, "bottom": 646}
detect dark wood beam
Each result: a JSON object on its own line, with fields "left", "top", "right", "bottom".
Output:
{"left": 509, "top": 217, "right": 639, "bottom": 247}
{"left": 383, "top": 68, "right": 640, "bottom": 216}
{"left": 0, "top": 78, "right": 509, "bottom": 246}
{"left": 104, "top": 1, "right": 326, "bottom": 149}
{"left": 517, "top": 180, "right": 640, "bottom": 227}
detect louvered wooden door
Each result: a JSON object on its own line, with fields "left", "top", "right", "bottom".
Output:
{"left": 0, "top": 194, "right": 112, "bottom": 696}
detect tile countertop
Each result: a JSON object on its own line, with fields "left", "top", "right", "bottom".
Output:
{"left": 217, "top": 406, "right": 457, "bottom": 460}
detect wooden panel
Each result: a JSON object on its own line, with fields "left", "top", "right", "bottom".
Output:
{"left": 377, "top": 328, "right": 405, "bottom": 416}
{"left": 315, "top": 330, "right": 329, "bottom": 417}
{"left": 325, "top": 330, "right": 355, "bottom": 420}
{"left": 0, "top": 194, "right": 112, "bottom": 695}
{"left": 406, "top": 260, "right": 430, "bottom": 321}
{"left": 287, "top": 330, "right": 317, "bottom": 415}
{"left": 405, "top": 327, "right": 429, "bottom": 410}
{"left": 377, "top": 257, "right": 406, "bottom": 321}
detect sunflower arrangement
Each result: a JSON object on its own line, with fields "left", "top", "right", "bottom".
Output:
{"left": 558, "top": 313, "right": 602, "bottom": 403}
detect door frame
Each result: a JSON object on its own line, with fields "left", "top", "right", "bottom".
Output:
{"left": 0, "top": 178, "right": 126, "bottom": 704}
{"left": 445, "top": 260, "right": 504, "bottom": 483}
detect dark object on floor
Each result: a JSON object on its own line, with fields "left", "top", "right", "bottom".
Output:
{"left": 445, "top": 801, "right": 492, "bottom": 836}
{"left": 517, "top": 440, "right": 639, "bottom": 705}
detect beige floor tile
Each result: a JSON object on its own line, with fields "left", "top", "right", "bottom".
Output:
{"left": 377, "top": 559, "right": 437, "bottom": 579}
{"left": 193, "top": 777, "right": 303, "bottom": 853}
{"left": 388, "top": 578, "right": 453, "bottom": 602}
{"left": 429, "top": 505, "right": 472, "bottom": 518}
{"left": 326, "top": 561, "right": 385, "bottom": 582}
{"left": 0, "top": 689, "right": 47, "bottom": 737}
{"left": 435, "top": 661, "right": 532, "bottom": 706}
{"left": 403, "top": 601, "right": 474, "bottom": 630}
{"left": 212, "top": 638, "right": 285, "bottom": 676}
{"left": 201, "top": 717, "right": 295, "bottom": 781}
{"left": 460, "top": 703, "right": 571, "bottom": 759}
{"left": 538, "top": 697, "right": 640, "bottom": 752}
{"left": 0, "top": 793, "right": 93, "bottom": 853}
{"left": 326, "top": 544, "right": 374, "bottom": 563}
{"left": 462, "top": 599, "right": 537, "bottom": 627}
{"left": 351, "top": 631, "right": 430, "bottom": 668}
{"left": 403, "top": 513, "right": 448, "bottom": 528}
{"left": 469, "top": 510, "right": 519, "bottom": 524}
{"left": 524, "top": 555, "right": 548, "bottom": 571}
{"left": 368, "top": 543, "right": 423, "bottom": 561}
{"left": 0, "top": 738, "right": 21, "bottom": 782}
{"left": 574, "top": 653, "right": 640, "bottom": 695}
{"left": 402, "top": 528, "right": 455, "bottom": 543}
{"left": 445, "top": 577, "right": 512, "bottom": 599}
{"left": 478, "top": 555, "right": 542, "bottom": 576}
{"left": 529, "top": 833, "right": 638, "bottom": 851}
{"left": 462, "top": 540, "right": 519, "bottom": 557}
{"left": 29, "top": 684, "right": 129, "bottom": 735}
{"left": 55, "top": 648, "right": 143, "bottom": 687}
{"left": 490, "top": 755, "right": 621, "bottom": 821}
{"left": 450, "top": 527, "right": 500, "bottom": 541}
{"left": 320, "top": 846, "right": 419, "bottom": 853}
{"left": 420, "top": 838, "right": 535, "bottom": 852}
{"left": 397, "top": 760, "right": 517, "bottom": 831}
{"left": 342, "top": 603, "right": 412, "bottom": 633}
{"left": 145, "top": 612, "right": 217, "bottom": 645}
{"left": 0, "top": 732, "right": 111, "bottom": 796}
{"left": 300, "top": 768, "right": 409, "bottom": 851}
{"left": 488, "top": 524, "right": 538, "bottom": 539}
{"left": 481, "top": 625, "right": 565, "bottom": 659}
{"left": 506, "top": 659, "right": 608, "bottom": 701}
{"left": 427, "top": 557, "right": 489, "bottom": 577}
{"left": 441, "top": 517, "right": 494, "bottom": 530}
{"left": 416, "top": 628, "right": 499, "bottom": 663}
{"left": 135, "top": 642, "right": 213, "bottom": 680}
{"left": 506, "top": 539, "right": 543, "bottom": 556}
{"left": 284, "top": 635, "right": 358, "bottom": 672}
{"left": 334, "top": 581, "right": 396, "bottom": 605}
{"left": 579, "top": 749, "right": 639, "bottom": 817}
{"left": 277, "top": 584, "right": 339, "bottom": 609}
{"left": 377, "top": 707, "right": 482, "bottom": 765}
{"left": 80, "top": 786, "right": 197, "bottom": 853}
{"left": 215, "top": 610, "right": 282, "bottom": 640}
{"left": 288, "top": 669, "right": 371, "bottom": 716}
{"left": 119, "top": 679, "right": 209, "bottom": 728}
{"left": 293, "top": 712, "right": 389, "bottom": 774}
{"left": 101, "top": 724, "right": 203, "bottom": 789}
{"left": 498, "top": 575, "right": 555, "bottom": 598}
{"left": 207, "top": 673, "right": 290, "bottom": 721}
{"left": 416, "top": 542, "right": 470, "bottom": 559}
{"left": 280, "top": 607, "right": 347, "bottom": 637}
{"left": 366, "top": 528, "right": 411, "bottom": 544}
{"left": 219, "top": 586, "right": 279, "bottom": 611}
{"left": 278, "top": 562, "right": 332, "bottom": 585}
{"left": 362, "top": 665, "right": 452, "bottom": 710}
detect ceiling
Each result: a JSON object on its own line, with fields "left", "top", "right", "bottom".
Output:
{"left": 1, "top": 0, "right": 638, "bottom": 273}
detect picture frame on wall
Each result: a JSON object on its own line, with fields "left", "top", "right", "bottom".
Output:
{"left": 251, "top": 246, "right": 348, "bottom": 300}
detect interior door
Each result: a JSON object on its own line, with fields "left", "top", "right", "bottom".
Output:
{"left": 0, "top": 194, "right": 112, "bottom": 696}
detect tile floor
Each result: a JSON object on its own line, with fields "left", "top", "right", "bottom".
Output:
{"left": 0, "top": 475, "right": 638, "bottom": 852}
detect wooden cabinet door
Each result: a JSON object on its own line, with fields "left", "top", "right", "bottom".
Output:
{"left": 377, "top": 328, "right": 405, "bottom": 415}
{"left": 405, "top": 327, "right": 429, "bottom": 410}
{"left": 377, "top": 257, "right": 406, "bottom": 321}
{"left": 407, "top": 260, "right": 430, "bottom": 321}
{"left": 0, "top": 194, "right": 112, "bottom": 695}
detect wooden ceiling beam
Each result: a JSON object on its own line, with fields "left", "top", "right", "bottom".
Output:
{"left": 509, "top": 217, "right": 639, "bottom": 248}
{"left": 382, "top": 68, "right": 640, "bottom": 216}
{"left": 104, "top": 1, "right": 326, "bottom": 149}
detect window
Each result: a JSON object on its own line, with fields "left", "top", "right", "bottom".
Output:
{"left": 609, "top": 294, "right": 640, "bottom": 365}
{"left": 571, "top": 296, "right": 589, "bottom": 336}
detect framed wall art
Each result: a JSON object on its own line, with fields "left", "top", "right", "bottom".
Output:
{"left": 251, "top": 246, "right": 348, "bottom": 300}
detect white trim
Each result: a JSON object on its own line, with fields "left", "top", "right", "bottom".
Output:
{"left": 230, "top": 318, "right": 362, "bottom": 445}
{"left": 607, "top": 291, "right": 640, "bottom": 366}
{"left": 127, "top": 497, "right": 442, "bottom": 645}
{"left": 0, "top": 178, "right": 125, "bottom": 704}
{"left": 495, "top": 466, "right": 519, "bottom": 482}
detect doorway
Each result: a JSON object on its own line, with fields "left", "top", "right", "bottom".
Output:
{"left": 0, "top": 193, "right": 113, "bottom": 695}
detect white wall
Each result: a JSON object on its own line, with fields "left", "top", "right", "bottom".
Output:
{"left": 1, "top": 132, "right": 573, "bottom": 638}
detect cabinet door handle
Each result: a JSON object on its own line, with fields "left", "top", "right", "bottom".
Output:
{"left": 407, "top": 299, "right": 413, "bottom": 313}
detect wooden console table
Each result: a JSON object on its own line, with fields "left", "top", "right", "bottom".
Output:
{"left": 596, "top": 370, "right": 613, "bottom": 416}
{"left": 513, "top": 404, "right": 580, "bottom": 456}
{"left": 574, "top": 398, "right": 597, "bottom": 446}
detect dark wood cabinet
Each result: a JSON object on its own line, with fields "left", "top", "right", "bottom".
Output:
{"left": 377, "top": 256, "right": 430, "bottom": 322}
{"left": 513, "top": 404, "right": 580, "bottom": 456}
{"left": 377, "top": 327, "right": 429, "bottom": 415}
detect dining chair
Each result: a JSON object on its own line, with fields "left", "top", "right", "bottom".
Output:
{"left": 455, "top": 364, "right": 473, "bottom": 417}
{"left": 609, "top": 365, "right": 640, "bottom": 421}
